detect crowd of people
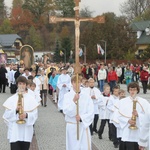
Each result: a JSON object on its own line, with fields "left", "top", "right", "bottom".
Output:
{"left": 1, "top": 61, "right": 150, "bottom": 150}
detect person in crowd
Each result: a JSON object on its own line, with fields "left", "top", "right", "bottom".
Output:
{"left": 115, "top": 65, "right": 122, "bottom": 84}
{"left": 120, "top": 63, "right": 125, "bottom": 84}
{"left": 39, "top": 68, "right": 49, "bottom": 107}
{"left": 107, "top": 67, "right": 118, "bottom": 93}
{"left": 14, "top": 68, "right": 24, "bottom": 81}
{"left": 98, "top": 64, "right": 107, "bottom": 92}
{"left": 85, "top": 65, "right": 92, "bottom": 79}
{"left": 110, "top": 89, "right": 126, "bottom": 148}
{"left": 98, "top": 84, "right": 113, "bottom": 140}
{"left": 3, "top": 76, "right": 39, "bottom": 150}
{"left": 9, "top": 65, "right": 17, "bottom": 94}
{"left": 31, "top": 70, "right": 41, "bottom": 94}
{"left": 135, "top": 64, "right": 140, "bottom": 82}
{"left": 22, "top": 68, "right": 31, "bottom": 79}
{"left": 63, "top": 75, "right": 94, "bottom": 150}
{"left": 107, "top": 86, "right": 120, "bottom": 148}
{"left": 67, "top": 64, "right": 74, "bottom": 77}
{"left": 30, "top": 82, "right": 41, "bottom": 105}
{"left": 87, "top": 78, "right": 102, "bottom": 135}
{"left": 117, "top": 82, "right": 149, "bottom": 150}
{"left": 47, "top": 66, "right": 54, "bottom": 95}
{"left": 57, "top": 67, "right": 71, "bottom": 113}
{"left": 138, "top": 104, "right": 150, "bottom": 150}
{"left": 49, "top": 68, "right": 60, "bottom": 103}
{"left": 81, "top": 65, "right": 86, "bottom": 78}
{"left": 0, "top": 64, "right": 7, "bottom": 93}
{"left": 124, "top": 65, "right": 132, "bottom": 86}
{"left": 80, "top": 77, "right": 87, "bottom": 89}
{"left": 130, "top": 64, "right": 135, "bottom": 82}
{"left": 140, "top": 66, "right": 149, "bottom": 94}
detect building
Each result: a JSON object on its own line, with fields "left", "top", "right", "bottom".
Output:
{"left": 130, "top": 20, "right": 150, "bottom": 55}
{"left": 0, "top": 34, "right": 23, "bottom": 62}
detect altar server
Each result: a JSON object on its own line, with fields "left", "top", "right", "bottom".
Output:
{"left": 57, "top": 67, "right": 71, "bottom": 112}
{"left": 117, "top": 82, "right": 149, "bottom": 150}
{"left": 87, "top": 78, "right": 102, "bottom": 135}
{"left": 3, "top": 76, "right": 39, "bottom": 150}
{"left": 63, "top": 75, "right": 94, "bottom": 150}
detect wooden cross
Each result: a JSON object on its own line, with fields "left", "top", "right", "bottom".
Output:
{"left": 49, "top": 0, "right": 105, "bottom": 140}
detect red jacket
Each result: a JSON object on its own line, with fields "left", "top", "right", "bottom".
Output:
{"left": 107, "top": 71, "right": 118, "bottom": 82}
{"left": 140, "top": 70, "right": 149, "bottom": 81}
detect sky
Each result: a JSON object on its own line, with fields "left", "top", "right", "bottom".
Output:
{"left": 5, "top": 0, "right": 127, "bottom": 16}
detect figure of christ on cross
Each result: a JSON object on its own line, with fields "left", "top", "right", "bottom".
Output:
{"left": 49, "top": 0, "right": 105, "bottom": 141}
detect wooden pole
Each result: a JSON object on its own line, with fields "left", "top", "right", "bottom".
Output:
{"left": 49, "top": 0, "right": 105, "bottom": 141}
{"left": 74, "top": 0, "right": 81, "bottom": 141}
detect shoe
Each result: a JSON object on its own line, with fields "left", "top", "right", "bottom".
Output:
{"left": 93, "top": 129, "right": 98, "bottom": 133}
{"left": 44, "top": 105, "right": 47, "bottom": 107}
{"left": 114, "top": 144, "right": 119, "bottom": 148}
{"left": 60, "top": 110, "right": 63, "bottom": 113}
{"left": 99, "top": 135, "right": 102, "bottom": 139}
{"left": 3, "top": 91, "right": 6, "bottom": 93}
{"left": 109, "top": 138, "right": 113, "bottom": 141}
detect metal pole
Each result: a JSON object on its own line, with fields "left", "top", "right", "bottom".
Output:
{"left": 105, "top": 41, "right": 107, "bottom": 64}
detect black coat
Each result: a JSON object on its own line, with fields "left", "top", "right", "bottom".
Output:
{"left": 0, "top": 67, "right": 7, "bottom": 84}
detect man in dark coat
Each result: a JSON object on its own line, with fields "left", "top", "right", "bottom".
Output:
{"left": 0, "top": 64, "right": 7, "bottom": 93}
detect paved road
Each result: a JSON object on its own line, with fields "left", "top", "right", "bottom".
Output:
{"left": 0, "top": 83, "right": 150, "bottom": 150}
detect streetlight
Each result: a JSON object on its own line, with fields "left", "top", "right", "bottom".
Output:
{"left": 81, "top": 44, "right": 86, "bottom": 64}
{"left": 100, "top": 40, "right": 107, "bottom": 64}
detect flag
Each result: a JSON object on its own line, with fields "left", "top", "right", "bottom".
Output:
{"left": 79, "top": 48, "right": 83, "bottom": 57}
{"left": 60, "top": 50, "right": 64, "bottom": 56}
{"left": 97, "top": 44, "right": 100, "bottom": 54}
{"left": 97, "top": 44, "right": 104, "bottom": 55}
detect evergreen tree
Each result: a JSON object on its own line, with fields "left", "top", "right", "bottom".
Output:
{"left": 0, "top": 0, "right": 6, "bottom": 23}
{"left": 53, "top": 40, "right": 61, "bottom": 62}
{"left": 61, "top": 37, "right": 72, "bottom": 63}
{"left": 12, "top": 0, "right": 23, "bottom": 8}
{"left": 0, "top": 19, "right": 15, "bottom": 34}
{"left": 25, "top": 26, "right": 43, "bottom": 51}
{"left": 55, "top": 0, "right": 75, "bottom": 17}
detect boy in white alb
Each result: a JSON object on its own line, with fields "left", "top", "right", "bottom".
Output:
{"left": 63, "top": 75, "right": 94, "bottom": 150}
{"left": 98, "top": 84, "right": 113, "bottom": 140}
{"left": 86, "top": 78, "right": 102, "bottom": 135}
{"left": 3, "top": 76, "right": 39, "bottom": 150}
{"left": 107, "top": 86, "right": 120, "bottom": 148}
{"left": 117, "top": 82, "right": 149, "bottom": 150}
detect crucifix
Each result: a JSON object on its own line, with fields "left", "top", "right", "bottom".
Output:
{"left": 49, "top": 0, "right": 105, "bottom": 140}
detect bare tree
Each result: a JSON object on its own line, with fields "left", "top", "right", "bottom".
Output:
{"left": 120, "top": 0, "right": 150, "bottom": 21}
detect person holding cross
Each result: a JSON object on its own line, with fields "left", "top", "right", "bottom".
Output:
{"left": 63, "top": 75, "right": 94, "bottom": 150}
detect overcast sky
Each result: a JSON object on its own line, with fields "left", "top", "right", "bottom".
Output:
{"left": 5, "top": 0, "right": 127, "bottom": 16}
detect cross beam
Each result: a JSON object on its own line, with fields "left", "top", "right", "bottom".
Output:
{"left": 49, "top": 0, "right": 105, "bottom": 140}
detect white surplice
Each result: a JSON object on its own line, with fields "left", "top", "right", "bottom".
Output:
{"left": 57, "top": 74, "right": 71, "bottom": 110}
{"left": 99, "top": 95, "right": 113, "bottom": 119}
{"left": 63, "top": 89, "right": 94, "bottom": 150}
{"left": 138, "top": 104, "right": 150, "bottom": 149}
{"left": 3, "top": 92, "right": 39, "bottom": 143}
{"left": 111, "top": 100, "right": 122, "bottom": 138}
{"left": 107, "top": 95, "right": 119, "bottom": 123}
{"left": 117, "top": 96, "right": 149, "bottom": 142}
{"left": 84, "top": 87, "right": 102, "bottom": 115}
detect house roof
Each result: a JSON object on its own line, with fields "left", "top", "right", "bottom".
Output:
{"left": 0, "top": 34, "right": 22, "bottom": 47}
{"left": 130, "top": 20, "right": 150, "bottom": 31}
{"left": 136, "top": 32, "right": 150, "bottom": 45}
